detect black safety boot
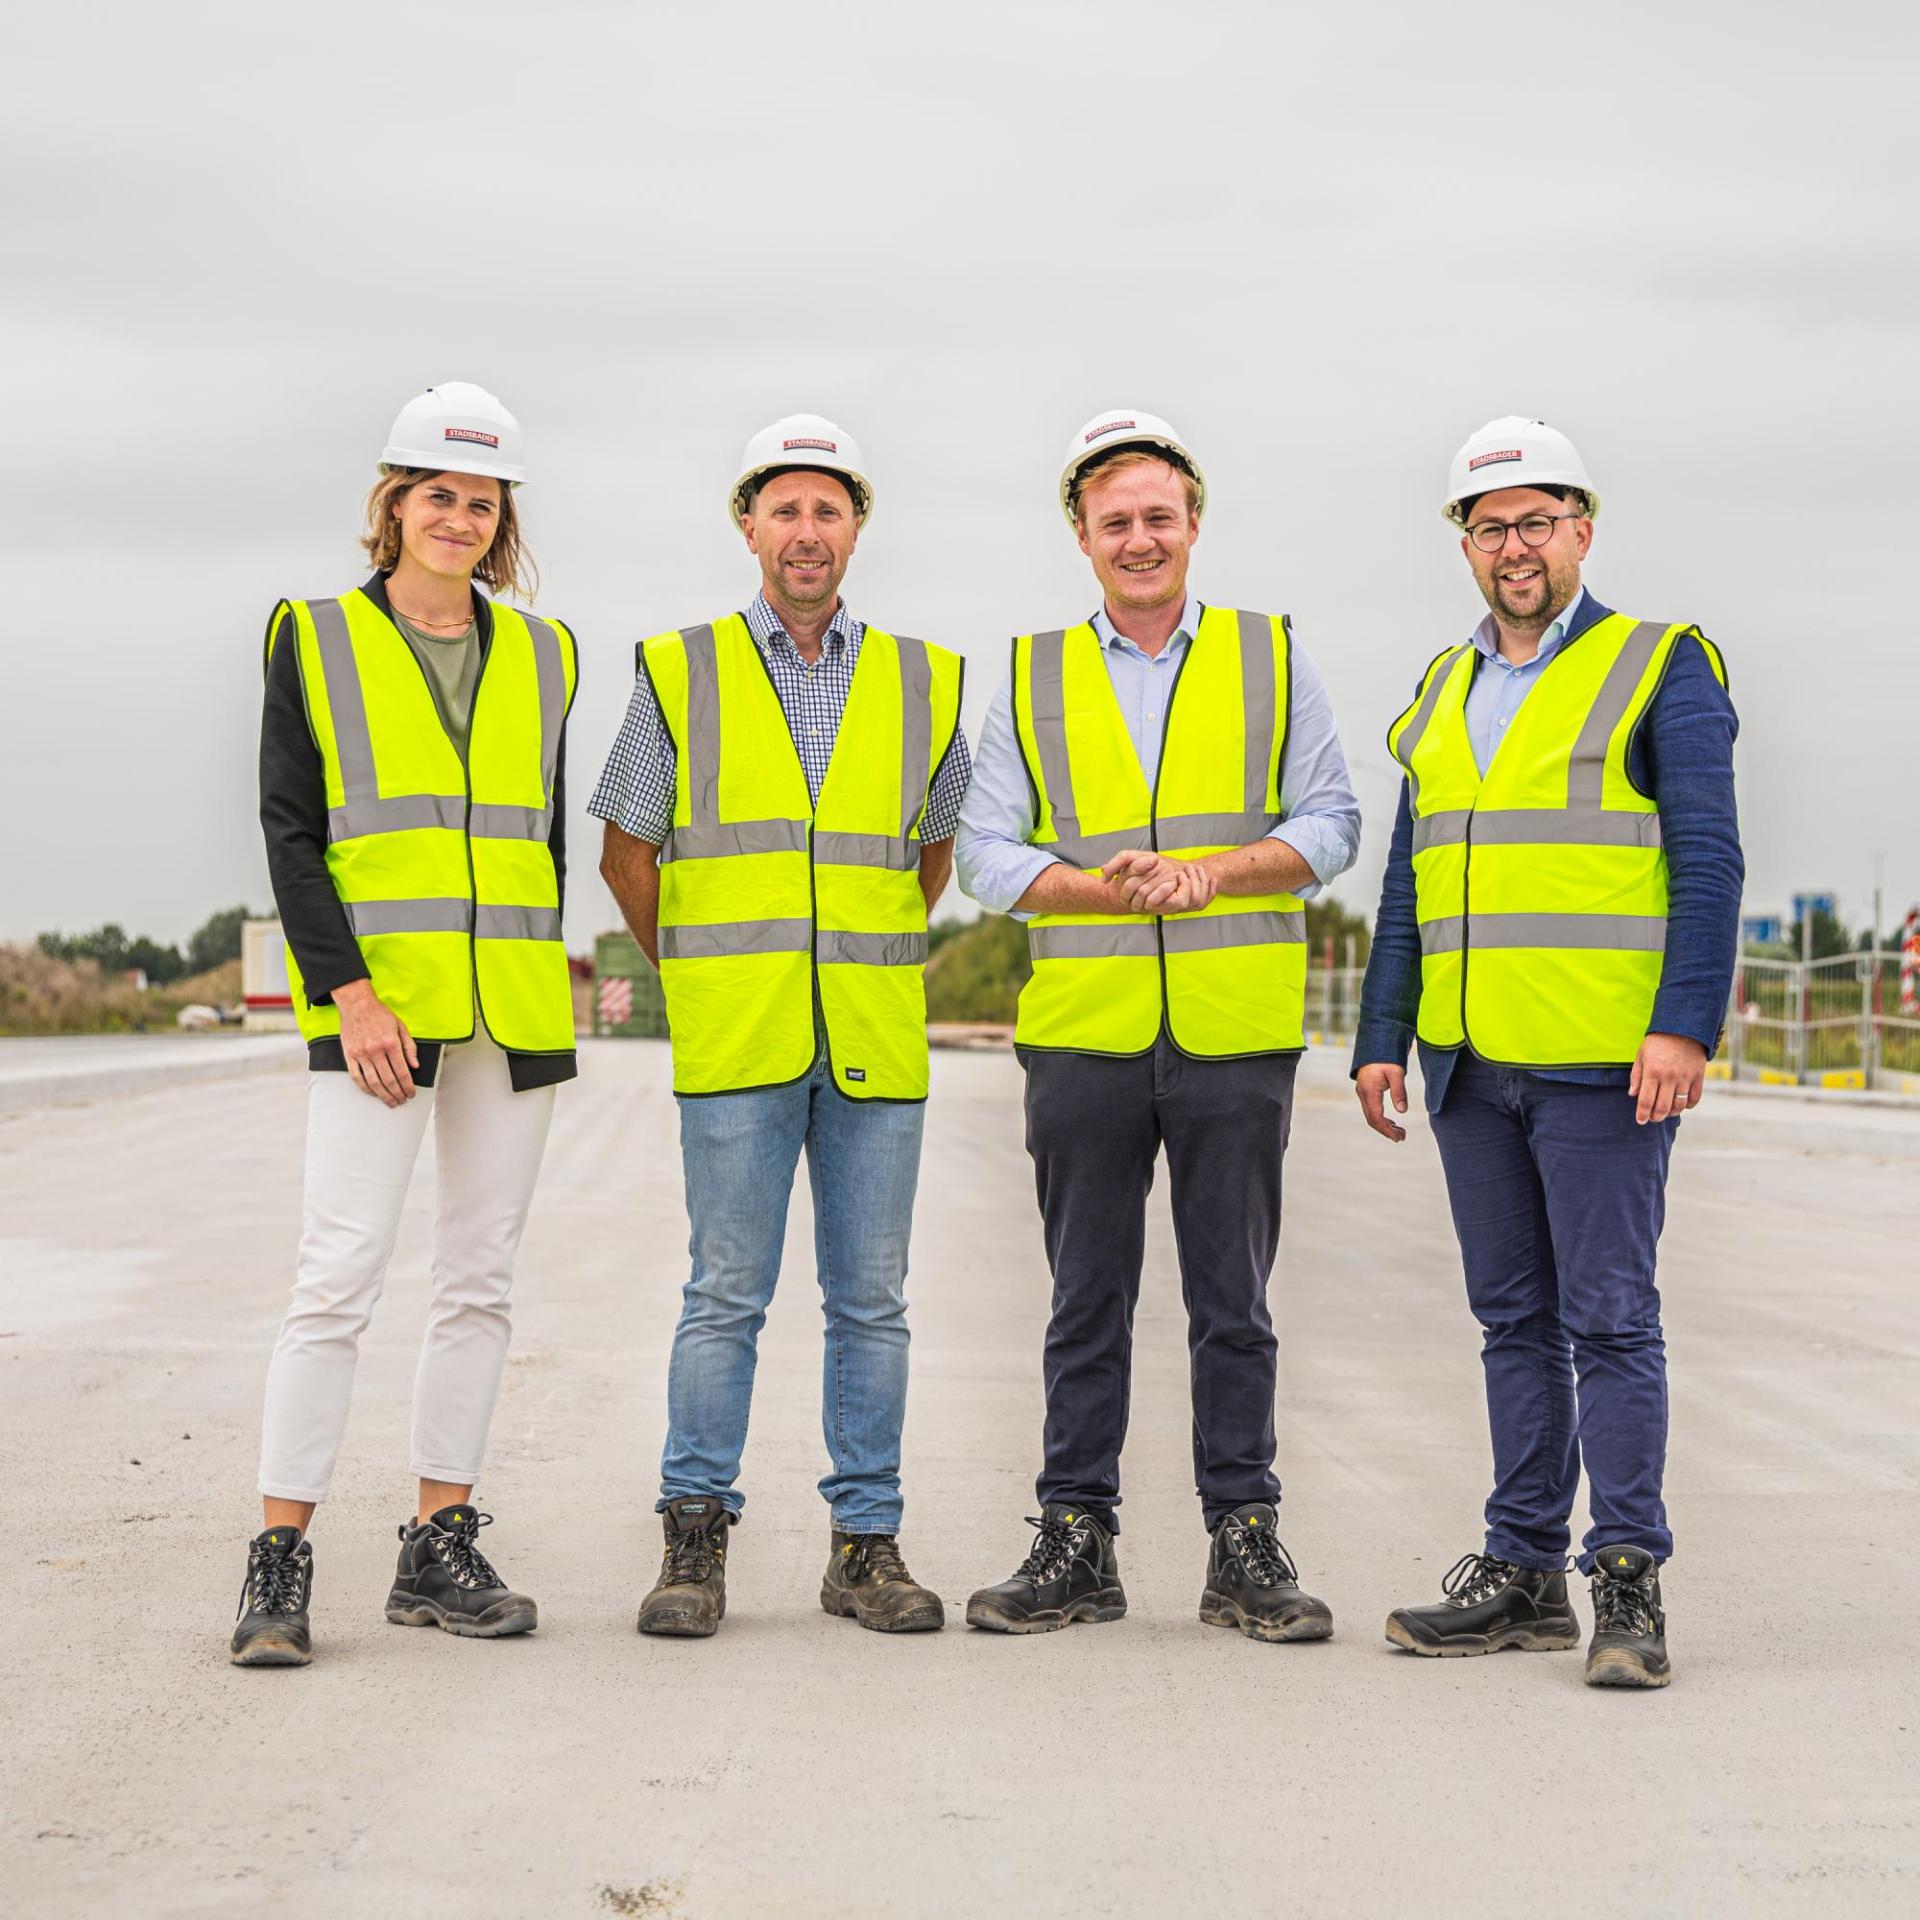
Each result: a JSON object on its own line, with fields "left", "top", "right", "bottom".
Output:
{"left": 965, "top": 1504, "right": 1127, "bottom": 1633}
{"left": 230, "top": 1525, "right": 314, "bottom": 1667}
{"left": 385, "top": 1506, "right": 537, "bottom": 1638}
{"left": 1385, "top": 1550, "right": 1582, "bottom": 1657}
{"left": 1199, "top": 1503, "right": 1334, "bottom": 1643}
{"left": 637, "top": 1497, "right": 735, "bottom": 1639}
{"left": 1586, "top": 1546, "right": 1671, "bottom": 1688}
{"left": 820, "top": 1531, "right": 945, "bottom": 1633}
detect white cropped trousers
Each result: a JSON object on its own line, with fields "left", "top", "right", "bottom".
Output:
{"left": 257, "top": 1024, "right": 556, "bottom": 1502}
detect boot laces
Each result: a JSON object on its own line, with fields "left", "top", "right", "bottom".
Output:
{"left": 662, "top": 1522, "right": 723, "bottom": 1586}
{"left": 1591, "top": 1568, "right": 1658, "bottom": 1637}
{"left": 1015, "top": 1514, "right": 1079, "bottom": 1582}
{"left": 246, "top": 1544, "right": 306, "bottom": 1615}
{"left": 430, "top": 1511, "right": 502, "bottom": 1591}
{"left": 1441, "top": 1552, "right": 1519, "bottom": 1608}
{"left": 1230, "top": 1522, "right": 1299, "bottom": 1588}
{"left": 845, "top": 1535, "right": 911, "bottom": 1584}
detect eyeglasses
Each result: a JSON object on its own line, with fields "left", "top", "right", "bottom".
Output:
{"left": 1464, "top": 512, "right": 1582, "bottom": 554}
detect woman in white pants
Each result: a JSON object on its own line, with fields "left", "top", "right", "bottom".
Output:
{"left": 235, "top": 383, "right": 578, "bottom": 1666}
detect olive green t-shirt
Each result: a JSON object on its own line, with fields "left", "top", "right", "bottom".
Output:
{"left": 394, "top": 614, "right": 481, "bottom": 762}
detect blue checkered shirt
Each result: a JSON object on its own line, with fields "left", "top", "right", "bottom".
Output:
{"left": 589, "top": 591, "right": 971, "bottom": 846}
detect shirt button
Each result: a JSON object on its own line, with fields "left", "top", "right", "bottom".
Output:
{"left": 1146, "top": 710, "right": 1160, "bottom": 722}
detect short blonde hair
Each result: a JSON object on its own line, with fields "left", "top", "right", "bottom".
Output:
{"left": 1070, "top": 448, "right": 1203, "bottom": 527}
{"left": 360, "top": 467, "right": 538, "bottom": 601}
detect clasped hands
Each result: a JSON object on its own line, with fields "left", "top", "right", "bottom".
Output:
{"left": 1098, "top": 847, "right": 1217, "bottom": 915}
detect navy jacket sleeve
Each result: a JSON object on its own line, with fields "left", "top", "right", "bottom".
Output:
{"left": 1638, "top": 633, "right": 1742, "bottom": 1052}
{"left": 1351, "top": 777, "right": 1423, "bottom": 1074}
{"left": 258, "top": 609, "right": 368, "bottom": 1005}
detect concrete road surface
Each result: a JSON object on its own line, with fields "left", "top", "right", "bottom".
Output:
{"left": 3, "top": 1040, "right": 1916, "bottom": 1918}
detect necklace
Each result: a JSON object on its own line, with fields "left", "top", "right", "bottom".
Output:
{"left": 389, "top": 596, "right": 472, "bottom": 634}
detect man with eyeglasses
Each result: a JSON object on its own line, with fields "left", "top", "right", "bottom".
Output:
{"left": 1352, "top": 417, "right": 1742, "bottom": 1689}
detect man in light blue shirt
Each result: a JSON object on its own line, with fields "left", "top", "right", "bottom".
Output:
{"left": 956, "top": 410, "right": 1360, "bottom": 1645}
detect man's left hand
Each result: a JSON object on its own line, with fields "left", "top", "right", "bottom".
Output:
{"left": 1630, "top": 1033, "right": 1708, "bottom": 1125}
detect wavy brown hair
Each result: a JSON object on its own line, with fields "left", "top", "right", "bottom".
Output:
{"left": 360, "top": 466, "right": 539, "bottom": 601}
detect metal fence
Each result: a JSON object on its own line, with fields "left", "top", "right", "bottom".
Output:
{"left": 1301, "top": 955, "right": 1920, "bottom": 1096}
{"left": 1720, "top": 950, "right": 1920, "bottom": 1092}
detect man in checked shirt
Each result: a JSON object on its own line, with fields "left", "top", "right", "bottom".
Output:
{"left": 592, "top": 414, "right": 971, "bottom": 1641}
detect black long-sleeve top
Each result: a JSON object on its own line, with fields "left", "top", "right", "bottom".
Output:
{"left": 259, "top": 572, "right": 576, "bottom": 1090}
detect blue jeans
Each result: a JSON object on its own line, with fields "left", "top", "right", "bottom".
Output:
{"left": 1429, "top": 1053, "right": 1678, "bottom": 1573}
{"left": 659, "top": 1046, "right": 926, "bottom": 1534}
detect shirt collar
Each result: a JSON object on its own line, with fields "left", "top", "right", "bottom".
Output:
{"left": 1091, "top": 591, "right": 1202, "bottom": 658}
{"left": 747, "top": 588, "right": 858, "bottom": 656}
{"left": 1469, "top": 584, "right": 1591, "bottom": 667}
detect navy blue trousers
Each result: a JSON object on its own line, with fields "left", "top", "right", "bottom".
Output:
{"left": 1430, "top": 1052, "right": 1678, "bottom": 1573}
{"left": 1021, "top": 1038, "right": 1296, "bottom": 1534}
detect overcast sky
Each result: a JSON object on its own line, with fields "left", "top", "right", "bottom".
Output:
{"left": 6, "top": 2, "right": 1916, "bottom": 955}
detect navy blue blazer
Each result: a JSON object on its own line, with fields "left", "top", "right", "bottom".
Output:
{"left": 1351, "top": 593, "right": 1743, "bottom": 1114}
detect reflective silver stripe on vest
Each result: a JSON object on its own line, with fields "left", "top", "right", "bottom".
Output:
{"left": 310, "top": 598, "right": 380, "bottom": 806}
{"left": 1026, "top": 630, "right": 1084, "bottom": 850}
{"left": 1411, "top": 808, "right": 1664, "bottom": 854}
{"left": 1419, "top": 912, "right": 1668, "bottom": 956}
{"left": 520, "top": 612, "right": 569, "bottom": 804}
{"left": 895, "top": 632, "right": 934, "bottom": 839}
{"left": 813, "top": 830, "right": 919, "bottom": 871}
{"left": 1160, "top": 910, "right": 1306, "bottom": 953}
{"left": 681, "top": 622, "right": 725, "bottom": 829}
{"left": 1156, "top": 808, "right": 1280, "bottom": 849}
{"left": 1236, "top": 609, "right": 1276, "bottom": 814}
{"left": 658, "top": 918, "right": 813, "bottom": 960}
{"left": 1049, "top": 825, "right": 1151, "bottom": 868}
{"left": 817, "top": 930, "right": 928, "bottom": 967}
{"left": 340, "top": 898, "right": 472, "bottom": 937}
{"left": 1569, "top": 620, "right": 1665, "bottom": 809}
{"left": 329, "top": 793, "right": 466, "bottom": 841}
{"left": 1027, "top": 923, "right": 1159, "bottom": 961}
{"left": 1391, "top": 644, "right": 1472, "bottom": 815}
{"left": 475, "top": 904, "right": 562, "bottom": 942}
{"left": 660, "top": 819, "right": 810, "bottom": 864}
{"left": 470, "top": 803, "right": 553, "bottom": 841}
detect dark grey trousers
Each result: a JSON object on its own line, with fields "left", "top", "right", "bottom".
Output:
{"left": 1020, "top": 1035, "right": 1298, "bottom": 1533}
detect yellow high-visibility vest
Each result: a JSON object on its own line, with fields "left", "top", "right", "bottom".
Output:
{"left": 642, "top": 613, "right": 964, "bottom": 1100}
{"left": 264, "top": 588, "right": 577, "bottom": 1053}
{"left": 1011, "top": 605, "right": 1306, "bottom": 1057}
{"left": 1387, "top": 610, "right": 1728, "bottom": 1066}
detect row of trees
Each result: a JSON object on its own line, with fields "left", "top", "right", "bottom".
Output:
{"left": 35, "top": 905, "right": 256, "bottom": 986}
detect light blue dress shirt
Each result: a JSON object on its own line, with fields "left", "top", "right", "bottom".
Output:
{"left": 956, "top": 593, "right": 1361, "bottom": 914}
{"left": 1461, "top": 587, "right": 1592, "bottom": 773}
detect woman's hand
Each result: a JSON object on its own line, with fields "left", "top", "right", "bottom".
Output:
{"left": 334, "top": 979, "right": 419, "bottom": 1107}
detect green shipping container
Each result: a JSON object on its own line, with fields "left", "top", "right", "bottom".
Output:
{"left": 591, "top": 933, "right": 670, "bottom": 1038}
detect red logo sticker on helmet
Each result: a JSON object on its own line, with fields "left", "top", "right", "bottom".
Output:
{"left": 1085, "top": 419, "right": 1138, "bottom": 444}
{"left": 1468, "top": 448, "right": 1524, "bottom": 471}
{"left": 445, "top": 428, "right": 500, "bottom": 447}
{"left": 782, "top": 437, "right": 837, "bottom": 453}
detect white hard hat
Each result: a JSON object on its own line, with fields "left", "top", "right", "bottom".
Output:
{"left": 1059, "top": 409, "right": 1207, "bottom": 525}
{"left": 729, "top": 413, "right": 872, "bottom": 526}
{"left": 382, "top": 382, "right": 527, "bottom": 485}
{"left": 1443, "top": 416, "right": 1596, "bottom": 526}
